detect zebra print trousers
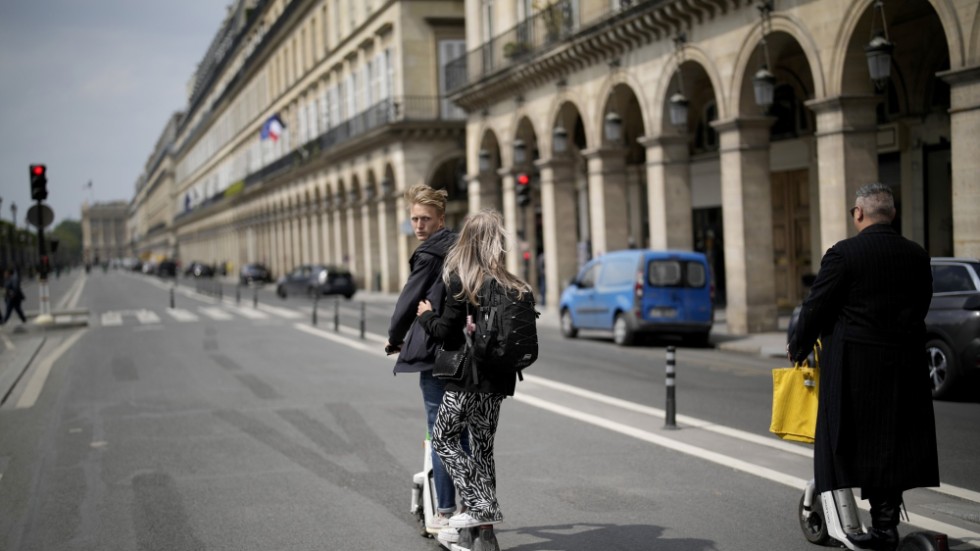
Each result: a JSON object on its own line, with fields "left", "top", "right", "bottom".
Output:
{"left": 432, "top": 391, "right": 506, "bottom": 522}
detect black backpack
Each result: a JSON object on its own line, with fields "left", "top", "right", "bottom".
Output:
{"left": 471, "top": 281, "right": 540, "bottom": 380}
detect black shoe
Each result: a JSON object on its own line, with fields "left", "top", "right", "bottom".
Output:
{"left": 846, "top": 527, "right": 899, "bottom": 551}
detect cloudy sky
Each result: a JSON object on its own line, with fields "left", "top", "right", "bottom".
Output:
{"left": 0, "top": 0, "right": 230, "bottom": 228}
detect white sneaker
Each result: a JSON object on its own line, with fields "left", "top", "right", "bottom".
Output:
{"left": 426, "top": 513, "right": 451, "bottom": 535}
{"left": 437, "top": 526, "right": 459, "bottom": 545}
{"left": 448, "top": 511, "right": 501, "bottom": 529}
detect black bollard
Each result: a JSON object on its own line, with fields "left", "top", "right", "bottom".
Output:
{"left": 236, "top": 284, "right": 241, "bottom": 305}
{"left": 334, "top": 296, "right": 340, "bottom": 332}
{"left": 312, "top": 294, "right": 319, "bottom": 326}
{"left": 170, "top": 286, "right": 175, "bottom": 309}
{"left": 359, "top": 301, "right": 366, "bottom": 339}
{"left": 664, "top": 346, "right": 677, "bottom": 429}
{"left": 253, "top": 287, "right": 258, "bottom": 309}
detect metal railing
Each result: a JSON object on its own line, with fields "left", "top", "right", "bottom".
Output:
{"left": 446, "top": 0, "right": 648, "bottom": 94}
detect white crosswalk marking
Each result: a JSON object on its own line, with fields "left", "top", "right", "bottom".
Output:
{"left": 101, "top": 312, "right": 123, "bottom": 326}
{"left": 224, "top": 305, "right": 269, "bottom": 320}
{"left": 255, "top": 303, "right": 303, "bottom": 319}
{"left": 135, "top": 310, "right": 160, "bottom": 324}
{"left": 199, "top": 307, "right": 234, "bottom": 320}
{"left": 166, "top": 308, "right": 199, "bottom": 322}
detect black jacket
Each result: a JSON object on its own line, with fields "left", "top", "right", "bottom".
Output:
{"left": 390, "top": 228, "right": 456, "bottom": 373}
{"left": 788, "top": 224, "right": 938, "bottom": 494}
{"left": 419, "top": 276, "right": 517, "bottom": 396}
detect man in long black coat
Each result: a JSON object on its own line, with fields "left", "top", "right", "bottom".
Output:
{"left": 788, "top": 182, "right": 939, "bottom": 551}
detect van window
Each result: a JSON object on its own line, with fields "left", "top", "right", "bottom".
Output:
{"left": 578, "top": 264, "right": 599, "bottom": 288}
{"left": 598, "top": 258, "right": 636, "bottom": 287}
{"left": 648, "top": 259, "right": 707, "bottom": 288}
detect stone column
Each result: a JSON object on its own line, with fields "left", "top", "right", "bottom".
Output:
{"left": 711, "top": 117, "right": 777, "bottom": 334}
{"left": 347, "top": 199, "right": 361, "bottom": 283}
{"left": 361, "top": 200, "right": 376, "bottom": 290}
{"left": 536, "top": 157, "right": 579, "bottom": 311}
{"left": 498, "top": 169, "right": 518, "bottom": 273}
{"left": 583, "top": 147, "right": 629, "bottom": 256}
{"left": 940, "top": 65, "right": 980, "bottom": 258}
{"left": 640, "top": 134, "right": 693, "bottom": 250}
{"left": 377, "top": 193, "right": 400, "bottom": 292}
{"left": 805, "top": 96, "right": 880, "bottom": 252}
{"left": 467, "top": 172, "right": 501, "bottom": 213}
{"left": 332, "top": 200, "right": 345, "bottom": 267}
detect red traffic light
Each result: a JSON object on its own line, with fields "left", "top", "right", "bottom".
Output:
{"left": 516, "top": 173, "right": 530, "bottom": 186}
{"left": 31, "top": 164, "right": 46, "bottom": 176}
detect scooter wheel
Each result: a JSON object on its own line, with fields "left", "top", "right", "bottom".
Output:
{"left": 798, "top": 493, "right": 830, "bottom": 545}
{"left": 898, "top": 532, "right": 946, "bottom": 551}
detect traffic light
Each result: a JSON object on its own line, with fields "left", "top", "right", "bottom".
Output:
{"left": 516, "top": 172, "right": 531, "bottom": 207}
{"left": 30, "top": 164, "right": 48, "bottom": 201}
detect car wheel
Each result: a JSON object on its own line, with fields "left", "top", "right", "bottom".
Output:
{"left": 276, "top": 285, "right": 286, "bottom": 299}
{"left": 613, "top": 313, "right": 635, "bottom": 346}
{"left": 560, "top": 309, "right": 578, "bottom": 339}
{"left": 926, "top": 338, "right": 958, "bottom": 400}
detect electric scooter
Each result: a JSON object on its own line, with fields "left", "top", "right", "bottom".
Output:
{"left": 410, "top": 434, "right": 500, "bottom": 551}
{"left": 798, "top": 479, "right": 948, "bottom": 550}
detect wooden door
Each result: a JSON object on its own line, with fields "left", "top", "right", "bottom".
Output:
{"left": 771, "top": 170, "right": 811, "bottom": 309}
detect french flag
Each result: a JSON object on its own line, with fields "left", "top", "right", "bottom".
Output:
{"left": 261, "top": 114, "right": 285, "bottom": 141}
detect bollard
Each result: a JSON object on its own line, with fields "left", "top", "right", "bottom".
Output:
{"left": 664, "top": 346, "right": 677, "bottom": 429}
{"left": 236, "top": 284, "right": 241, "bottom": 305}
{"left": 253, "top": 287, "right": 258, "bottom": 309}
{"left": 170, "top": 286, "right": 175, "bottom": 309}
{"left": 312, "top": 294, "right": 319, "bottom": 326}
{"left": 359, "top": 301, "right": 366, "bottom": 339}
{"left": 334, "top": 296, "right": 340, "bottom": 332}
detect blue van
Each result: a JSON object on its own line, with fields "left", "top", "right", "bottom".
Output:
{"left": 558, "top": 249, "right": 714, "bottom": 346}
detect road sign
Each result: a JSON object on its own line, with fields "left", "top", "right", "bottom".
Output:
{"left": 27, "top": 204, "right": 54, "bottom": 228}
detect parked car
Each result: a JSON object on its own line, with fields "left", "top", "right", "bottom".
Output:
{"left": 239, "top": 263, "right": 273, "bottom": 285}
{"left": 786, "top": 257, "right": 980, "bottom": 400}
{"left": 559, "top": 249, "right": 714, "bottom": 346}
{"left": 184, "top": 261, "right": 215, "bottom": 278}
{"left": 275, "top": 264, "right": 356, "bottom": 299}
{"left": 157, "top": 259, "right": 178, "bottom": 278}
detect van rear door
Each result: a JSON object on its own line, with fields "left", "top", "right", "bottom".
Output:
{"left": 641, "top": 255, "right": 712, "bottom": 326}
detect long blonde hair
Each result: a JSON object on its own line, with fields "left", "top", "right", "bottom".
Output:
{"left": 443, "top": 209, "right": 531, "bottom": 305}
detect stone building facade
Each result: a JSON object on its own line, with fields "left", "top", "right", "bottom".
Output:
{"left": 448, "top": 0, "right": 979, "bottom": 334}
{"left": 82, "top": 201, "right": 129, "bottom": 265}
{"left": 133, "top": 0, "right": 979, "bottom": 335}
{"left": 156, "top": 0, "right": 468, "bottom": 291}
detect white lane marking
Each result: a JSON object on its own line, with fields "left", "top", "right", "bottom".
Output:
{"left": 224, "top": 305, "right": 268, "bottom": 320}
{"left": 1, "top": 334, "right": 13, "bottom": 351}
{"left": 294, "top": 323, "right": 391, "bottom": 357}
{"left": 59, "top": 274, "right": 87, "bottom": 310}
{"left": 199, "top": 307, "right": 234, "bottom": 321}
{"left": 166, "top": 308, "right": 199, "bottom": 322}
{"left": 135, "top": 310, "right": 160, "bottom": 324}
{"left": 15, "top": 330, "right": 85, "bottom": 409}
{"left": 101, "top": 312, "right": 123, "bottom": 326}
{"left": 254, "top": 302, "right": 303, "bottom": 319}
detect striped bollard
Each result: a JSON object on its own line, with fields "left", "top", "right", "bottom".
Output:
{"left": 664, "top": 346, "right": 677, "bottom": 429}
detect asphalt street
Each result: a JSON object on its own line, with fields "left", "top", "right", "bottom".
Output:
{"left": 0, "top": 269, "right": 978, "bottom": 550}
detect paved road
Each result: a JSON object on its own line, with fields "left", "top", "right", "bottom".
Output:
{"left": 1, "top": 270, "right": 977, "bottom": 550}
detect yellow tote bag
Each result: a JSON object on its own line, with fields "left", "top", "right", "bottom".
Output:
{"left": 769, "top": 344, "right": 820, "bottom": 443}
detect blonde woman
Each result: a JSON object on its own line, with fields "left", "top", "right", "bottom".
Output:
{"left": 416, "top": 209, "right": 531, "bottom": 549}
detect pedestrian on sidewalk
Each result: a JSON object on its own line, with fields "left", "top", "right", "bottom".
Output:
{"left": 2, "top": 268, "right": 27, "bottom": 325}
{"left": 385, "top": 183, "right": 464, "bottom": 534}
{"left": 416, "top": 209, "right": 530, "bottom": 548}
{"left": 788, "top": 183, "right": 938, "bottom": 551}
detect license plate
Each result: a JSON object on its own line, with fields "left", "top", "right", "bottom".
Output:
{"left": 649, "top": 307, "right": 677, "bottom": 318}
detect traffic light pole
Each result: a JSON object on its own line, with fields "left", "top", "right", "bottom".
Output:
{"left": 34, "top": 196, "right": 53, "bottom": 324}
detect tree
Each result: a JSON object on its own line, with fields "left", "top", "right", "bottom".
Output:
{"left": 50, "top": 219, "right": 83, "bottom": 265}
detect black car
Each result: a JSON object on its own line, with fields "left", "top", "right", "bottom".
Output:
{"left": 787, "top": 258, "right": 980, "bottom": 400}
{"left": 240, "top": 263, "right": 273, "bottom": 285}
{"left": 276, "top": 264, "right": 356, "bottom": 299}
{"left": 157, "top": 260, "right": 178, "bottom": 278}
{"left": 184, "top": 261, "right": 215, "bottom": 278}
{"left": 926, "top": 258, "right": 980, "bottom": 399}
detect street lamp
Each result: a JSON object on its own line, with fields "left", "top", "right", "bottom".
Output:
{"left": 513, "top": 139, "right": 527, "bottom": 166}
{"left": 669, "top": 33, "right": 689, "bottom": 127}
{"left": 553, "top": 125, "right": 568, "bottom": 154}
{"left": 753, "top": 1, "right": 776, "bottom": 110}
{"left": 604, "top": 111, "right": 622, "bottom": 144}
{"left": 865, "top": 0, "right": 894, "bottom": 90}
